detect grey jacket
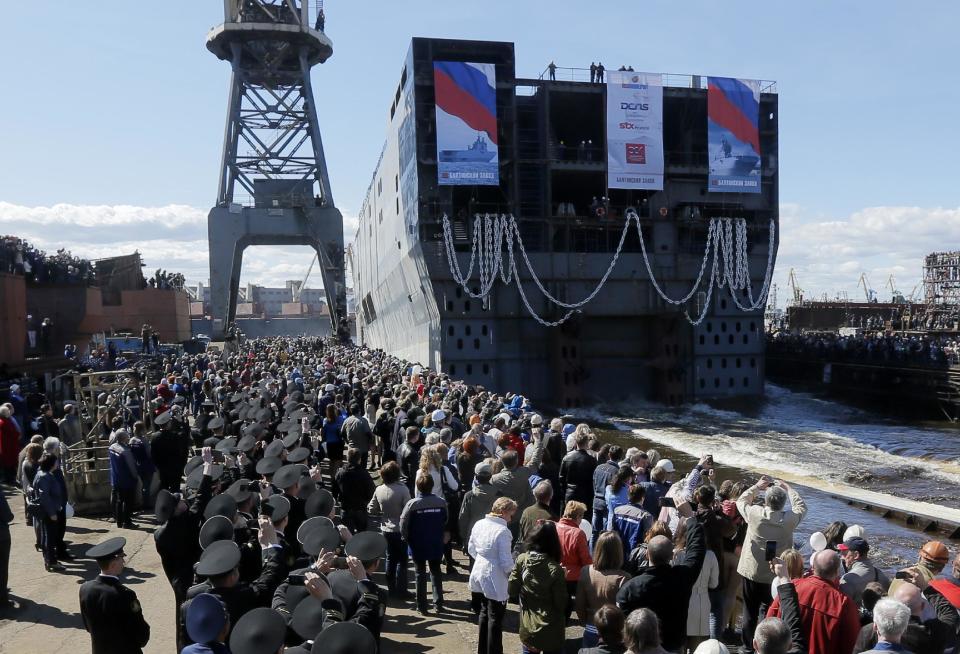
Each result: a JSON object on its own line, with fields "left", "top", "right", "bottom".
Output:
{"left": 342, "top": 415, "right": 373, "bottom": 453}
{"left": 736, "top": 483, "right": 807, "bottom": 583}
{"left": 491, "top": 466, "right": 534, "bottom": 523}
{"left": 459, "top": 482, "right": 498, "bottom": 542}
{"left": 367, "top": 481, "right": 411, "bottom": 533}
{"left": 840, "top": 558, "right": 890, "bottom": 604}
{"left": 34, "top": 469, "right": 65, "bottom": 519}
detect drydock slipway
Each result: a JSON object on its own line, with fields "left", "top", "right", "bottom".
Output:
{"left": 350, "top": 38, "right": 780, "bottom": 407}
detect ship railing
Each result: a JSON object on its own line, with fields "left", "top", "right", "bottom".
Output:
{"left": 537, "top": 66, "right": 777, "bottom": 93}
{"left": 225, "top": 0, "right": 325, "bottom": 31}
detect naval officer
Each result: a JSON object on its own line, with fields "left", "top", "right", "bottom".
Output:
{"left": 78, "top": 536, "right": 151, "bottom": 654}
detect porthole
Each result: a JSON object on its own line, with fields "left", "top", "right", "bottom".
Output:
{"left": 457, "top": 339, "right": 463, "bottom": 350}
{"left": 466, "top": 364, "right": 473, "bottom": 375}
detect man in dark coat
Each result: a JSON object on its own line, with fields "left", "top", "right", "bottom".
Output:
{"left": 79, "top": 537, "right": 151, "bottom": 654}
{"left": 616, "top": 518, "right": 707, "bottom": 653}
{"left": 559, "top": 431, "right": 598, "bottom": 522}
{"left": 150, "top": 416, "right": 189, "bottom": 493}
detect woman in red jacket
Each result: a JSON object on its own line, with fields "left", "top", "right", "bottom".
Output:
{"left": 0, "top": 404, "right": 21, "bottom": 484}
{"left": 556, "top": 500, "right": 592, "bottom": 619}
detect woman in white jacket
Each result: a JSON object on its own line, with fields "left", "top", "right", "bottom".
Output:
{"left": 468, "top": 496, "right": 517, "bottom": 654}
{"left": 674, "top": 518, "right": 719, "bottom": 653}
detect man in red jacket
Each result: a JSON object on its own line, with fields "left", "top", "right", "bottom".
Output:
{"left": 766, "top": 548, "right": 860, "bottom": 654}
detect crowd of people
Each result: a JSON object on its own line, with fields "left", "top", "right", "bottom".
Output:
{"left": 0, "top": 336, "right": 959, "bottom": 654}
{"left": 768, "top": 331, "right": 960, "bottom": 366}
{"left": 150, "top": 269, "right": 186, "bottom": 290}
{"left": 0, "top": 236, "right": 95, "bottom": 285}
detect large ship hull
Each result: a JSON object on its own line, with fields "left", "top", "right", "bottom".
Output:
{"left": 352, "top": 38, "right": 779, "bottom": 407}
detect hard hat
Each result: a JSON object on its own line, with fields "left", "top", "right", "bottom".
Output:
{"left": 920, "top": 541, "right": 950, "bottom": 564}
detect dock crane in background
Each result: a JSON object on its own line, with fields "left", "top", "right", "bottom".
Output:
{"left": 294, "top": 254, "right": 318, "bottom": 302}
{"left": 787, "top": 268, "right": 804, "bottom": 305}
{"left": 888, "top": 275, "right": 907, "bottom": 304}
{"left": 859, "top": 273, "right": 878, "bottom": 303}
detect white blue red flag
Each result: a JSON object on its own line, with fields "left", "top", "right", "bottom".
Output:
{"left": 434, "top": 61, "right": 500, "bottom": 186}
{"left": 707, "top": 77, "right": 762, "bottom": 193}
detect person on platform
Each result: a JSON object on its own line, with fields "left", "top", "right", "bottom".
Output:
{"left": 79, "top": 537, "right": 151, "bottom": 654}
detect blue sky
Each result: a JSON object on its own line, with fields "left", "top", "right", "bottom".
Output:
{"left": 1, "top": 1, "right": 958, "bottom": 298}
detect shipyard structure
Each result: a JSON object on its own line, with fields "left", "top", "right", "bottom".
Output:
{"left": 352, "top": 39, "right": 779, "bottom": 406}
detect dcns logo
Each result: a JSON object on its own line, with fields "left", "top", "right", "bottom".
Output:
{"left": 621, "top": 102, "right": 649, "bottom": 111}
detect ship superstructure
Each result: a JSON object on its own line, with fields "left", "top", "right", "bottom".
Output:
{"left": 351, "top": 38, "right": 779, "bottom": 406}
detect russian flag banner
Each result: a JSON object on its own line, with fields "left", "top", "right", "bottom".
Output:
{"left": 707, "top": 77, "right": 762, "bottom": 194}
{"left": 434, "top": 61, "right": 500, "bottom": 186}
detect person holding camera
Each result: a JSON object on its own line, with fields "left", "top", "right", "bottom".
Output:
{"left": 736, "top": 476, "right": 807, "bottom": 653}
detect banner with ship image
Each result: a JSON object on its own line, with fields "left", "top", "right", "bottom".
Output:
{"left": 433, "top": 61, "right": 499, "bottom": 186}
{"left": 708, "top": 77, "right": 762, "bottom": 193}
{"left": 606, "top": 71, "right": 664, "bottom": 190}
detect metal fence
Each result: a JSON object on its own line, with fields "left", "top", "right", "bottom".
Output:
{"left": 536, "top": 66, "right": 777, "bottom": 93}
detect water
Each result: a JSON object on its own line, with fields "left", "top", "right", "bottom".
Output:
{"left": 583, "top": 382, "right": 960, "bottom": 569}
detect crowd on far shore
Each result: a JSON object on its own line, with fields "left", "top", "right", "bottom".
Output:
{"left": 768, "top": 331, "right": 960, "bottom": 366}
{"left": 1, "top": 336, "right": 960, "bottom": 654}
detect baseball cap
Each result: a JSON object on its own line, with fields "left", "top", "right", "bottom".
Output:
{"left": 431, "top": 409, "right": 446, "bottom": 422}
{"left": 838, "top": 537, "right": 869, "bottom": 554}
{"left": 474, "top": 462, "right": 493, "bottom": 478}
{"left": 655, "top": 459, "right": 675, "bottom": 473}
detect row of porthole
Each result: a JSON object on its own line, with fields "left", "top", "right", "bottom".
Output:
{"left": 705, "top": 357, "right": 756, "bottom": 370}
{"left": 447, "top": 324, "right": 490, "bottom": 337}
{"left": 701, "top": 333, "right": 752, "bottom": 346}
{"left": 699, "top": 376, "right": 754, "bottom": 389}
{"left": 705, "top": 320, "right": 758, "bottom": 333}
{"left": 447, "top": 362, "right": 491, "bottom": 376}
{"left": 446, "top": 299, "right": 474, "bottom": 313}
{"left": 452, "top": 338, "right": 482, "bottom": 351}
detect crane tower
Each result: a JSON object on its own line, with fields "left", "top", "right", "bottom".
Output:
{"left": 206, "top": 0, "right": 346, "bottom": 337}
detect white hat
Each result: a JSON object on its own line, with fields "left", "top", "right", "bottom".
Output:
{"left": 9, "top": 384, "right": 19, "bottom": 393}
{"left": 530, "top": 414, "right": 543, "bottom": 426}
{"left": 655, "top": 459, "right": 675, "bottom": 473}
{"left": 431, "top": 409, "right": 446, "bottom": 423}
{"left": 843, "top": 524, "right": 866, "bottom": 541}
{"left": 693, "top": 641, "right": 730, "bottom": 654}
{"left": 324, "top": 384, "right": 335, "bottom": 392}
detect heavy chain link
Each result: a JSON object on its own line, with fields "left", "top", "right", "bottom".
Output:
{"left": 440, "top": 212, "right": 775, "bottom": 327}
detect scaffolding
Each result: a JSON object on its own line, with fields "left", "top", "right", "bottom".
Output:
{"left": 921, "top": 252, "right": 960, "bottom": 331}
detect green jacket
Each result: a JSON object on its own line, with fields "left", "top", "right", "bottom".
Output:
{"left": 508, "top": 551, "right": 567, "bottom": 651}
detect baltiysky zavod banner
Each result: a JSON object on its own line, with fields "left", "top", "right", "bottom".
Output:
{"left": 708, "top": 77, "right": 762, "bottom": 193}
{"left": 433, "top": 61, "right": 500, "bottom": 186}
{"left": 606, "top": 72, "right": 664, "bottom": 191}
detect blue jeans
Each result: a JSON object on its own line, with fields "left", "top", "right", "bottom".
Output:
{"left": 414, "top": 559, "right": 443, "bottom": 609}
{"left": 384, "top": 532, "right": 408, "bottom": 595}
{"left": 591, "top": 508, "right": 607, "bottom": 550}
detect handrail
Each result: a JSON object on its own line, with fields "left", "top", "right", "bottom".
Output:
{"left": 535, "top": 66, "right": 777, "bottom": 94}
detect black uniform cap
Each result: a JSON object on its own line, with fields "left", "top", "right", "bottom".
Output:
{"left": 230, "top": 392, "right": 245, "bottom": 403}
{"left": 154, "top": 489, "right": 179, "bottom": 523}
{"left": 184, "top": 455, "right": 204, "bottom": 478}
{"left": 287, "top": 447, "right": 310, "bottom": 464}
{"left": 236, "top": 435, "right": 256, "bottom": 452}
{"left": 289, "top": 408, "right": 306, "bottom": 421}
{"left": 282, "top": 433, "right": 301, "bottom": 449}
{"left": 311, "top": 621, "right": 376, "bottom": 654}
{"left": 264, "top": 494, "right": 291, "bottom": 522}
{"left": 208, "top": 417, "right": 226, "bottom": 431}
{"left": 199, "top": 515, "right": 235, "bottom": 550}
{"left": 244, "top": 423, "right": 265, "bottom": 439}
{"left": 277, "top": 421, "right": 295, "bottom": 434}
{"left": 255, "top": 408, "right": 272, "bottom": 423}
{"left": 202, "top": 436, "right": 221, "bottom": 449}
{"left": 86, "top": 536, "right": 126, "bottom": 561}
{"left": 225, "top": 480, "right": 253, "bottom": 504}
{"left": 154, "top": 411, "right": 173, "bottom": 426}
{"left": 195, "top": 539, "right": 242, "bottom": 577}
{"left": 297, "top": 477, "right": 318, "bottom": 500}
{"left": 302, "top": 525, "right": 341, "bottom": 556}
{"left": 237, "top": 406, "right": 250, "bottom": 421}
{"left": 344, "top": 531, "right": 387, "bottom": 563}
{"left": 273, "top": 464, "right": 303, "bottom": 490}
{"left": 255, "top": 456, "right": 282, "bottom": 476}
{"left": 263, "top": 439, "right": 285, "bottom": 459}
{"left": 304, "top": 488, "right": 335, "bottom": 519}
{"left": 229, "top": 607, "right": 287, "bottom": 654}
{"left": 203, "top": 493, "right": 238, "bottom": 521}
{"left": 296, "top": 516, "right": 335, "bottom": 545}
{"left": 186, "top": 463, "right": 224, "bottom": 489}
{"left": 291, "top": 596, "right": 328, "bottom": 640}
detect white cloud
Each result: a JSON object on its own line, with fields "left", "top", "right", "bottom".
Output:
{"left": 1, "top": 201, "right": 955, "bottom": 306}
{"left": 774, "top": 204, "right": 960, "bottom": 305}
{"left": 0, "top": 202, "right": 358, "bottom": 289}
